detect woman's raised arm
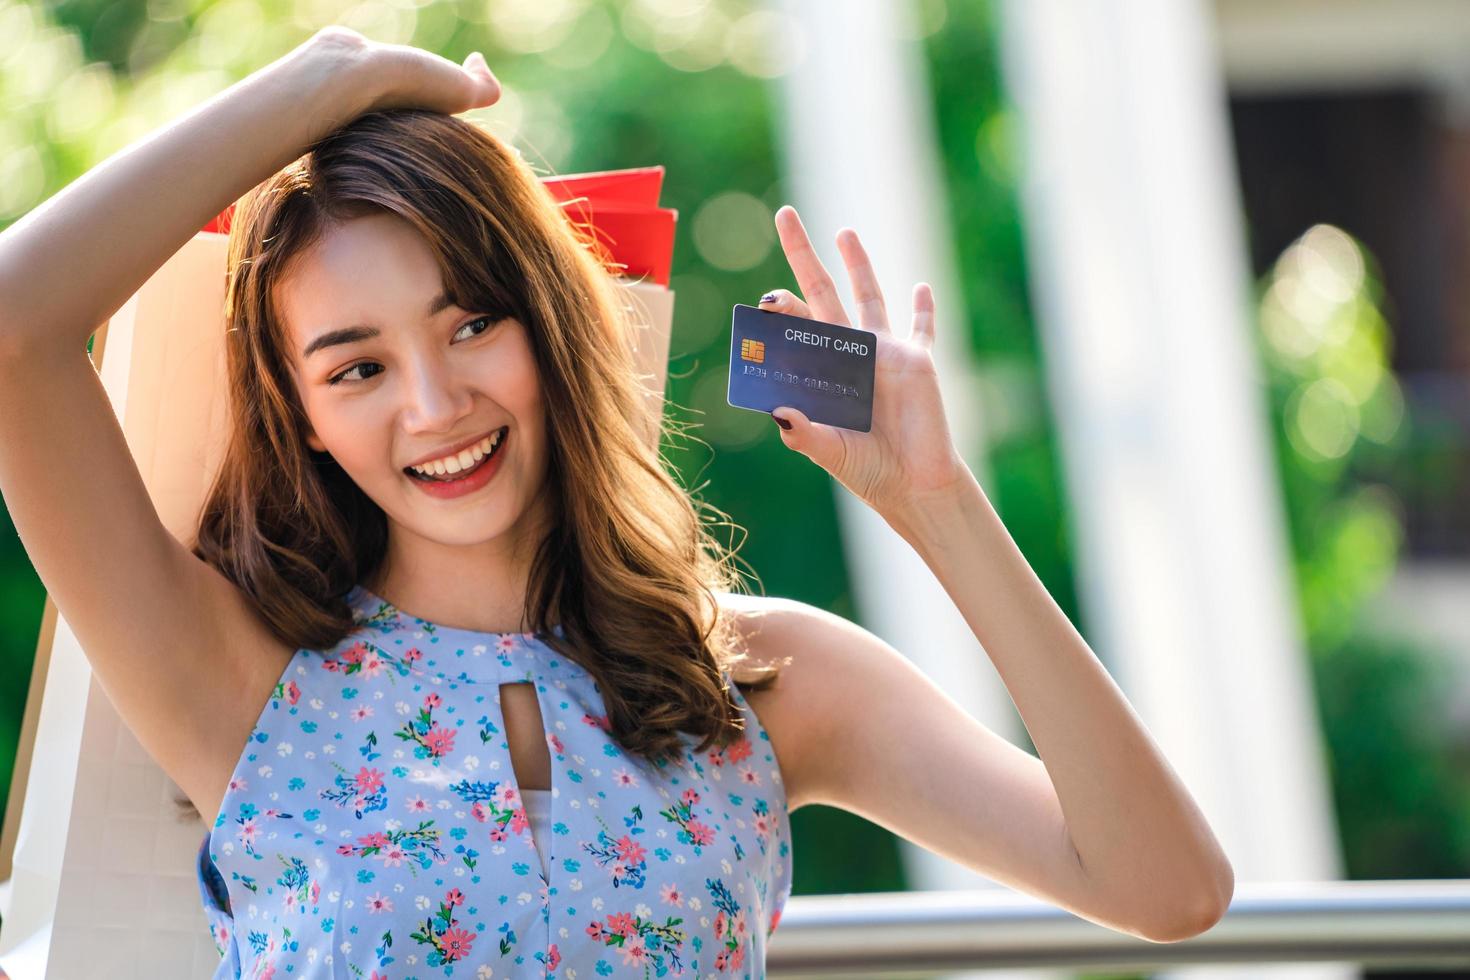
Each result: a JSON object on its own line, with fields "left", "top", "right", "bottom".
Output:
{"left": 0, "top": 29, "right": 500, "bottom": 824}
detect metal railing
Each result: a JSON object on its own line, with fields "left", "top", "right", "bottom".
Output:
{"left": 767, "top": 880, "right": 1470, "bottom": 976}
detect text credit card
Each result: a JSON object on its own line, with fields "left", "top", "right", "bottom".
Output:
{"left": 726, "top": 304, "right": 876, "bottom": 432}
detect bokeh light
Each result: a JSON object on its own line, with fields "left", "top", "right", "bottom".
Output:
{"left": 692, "top": 190, "right": 773, "bottom": 271}
{"left": 725, "top": 10, "right": 803, "bottom": 79}
{"left": 485, "top": 0, "right": 586, "bottom": 54}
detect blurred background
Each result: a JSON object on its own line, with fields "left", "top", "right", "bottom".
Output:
{"left": 0, "top": 0, "right": 1468, "bottom": 976}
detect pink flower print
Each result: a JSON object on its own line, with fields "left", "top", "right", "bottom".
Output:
{"left": 359, "top": 831, "right": 389, "bottom": 849}
{"left": 423, "top": 724, "right": 457, "bottom": 758}
{"left": 284, "top": 681, "right": 301, "bottom": 706}
{"left": 349, "top": 705, "right": 374, "bottom": 723}
{"left": 258, "top": 962, "right": 276, "bottom": 980}
{"left": 607, "top": 912, "right": 637, "bottom": 937}
{"left": 660, "top": 882, "right": 684, "bottom": 906}
{"left": 681, "top": 788, "right": 700, "bottom": 805}
{"left": 497, "top": 784, "right": 520, "bottom": 807}
{"left": 405, "top": 794, "right": 432, "bottom": 813}
{"left": 283, "top": 892, "right": 298, "bottom": 914}
{"left": 404, "top": 647, "right": 423, "bottom": 664}
{"left": 714, "top": 910, "right": 727, "bottom": 939}
{"left": 336, "top": 844, "right": 354, "bottom": 856}
{"left": 586, "top": 921, "right": 606, "bottom": 942}
{"left": 236, "top": 817, "right": 259, "bottom": 848}
{"left": 620, "top": 938, "right": 647, "bottom": 965}
{"left": 612, "top": 767, "right": 639, "bottom": 789}
{"left": 228, "top": 776, "right": 249, "bottom": 793}
{"left": 726, "top": 738, "right": 754, "bottom": 764}
{"left": 510, "top": 806, "right": 529, "bottom": 835}
{"left": 733, "top": 908, "right": 749, "bottom": 939}
{"left": 377, "top": 845, "right": 406, "bottom": 868}
{"left": 424, "top": 692, "right": 442, "bottom": 709}
{"left": 341, "top": 642, "right": 365, "bottom": 665}
{"left": 497, "top": 635, "right": 516, "bottom": 655}
{"left": 583, "top": 712, "right": 611, "bottom": 731}
{"left": 471, "top": 802, "right": 490, "bottom": 824}
{"left": 310, "top": 881, "right": 321, "bottom": 906}
{"left": 686, "top": 820, "right": 716, "bottom": 847}
{"left": 488, "top": 825, "right": 507, "bottom": 842}
{"left": 354, "top": 767, "right": 385, "bottom": 795}
{"left": 359, "top": 649, "right": 384, "bottom": 678}
{"left": 738, "top": 764, "right": 761, "bottom": 786}
{"left": 753, "top": 813, "right": 773, "bottom": 838}
{"left": 707, "top": 747, "right": 725, "bottom": 767}
{"left": 441, "top": 926, "right": 476, "bottom": 961}
{"left": 715, "top": 949, "right": 729, "bottom": 971}
{"left": 445, "top": 887, "right": 465, "bottom": 907}
{"left": 365, "top": 892, "right": 393, "bottom": 914}
{"left": 731, "top": 944, "right": 746, "bottom": 971}
{"left": 548, "top": 732, "right": 564, "bottom": 754}
{"left": 614, "top": 835, "right": 647, "bottom": 866}
{"left": 547, "top": 944, "right": 561, "bottom": 970}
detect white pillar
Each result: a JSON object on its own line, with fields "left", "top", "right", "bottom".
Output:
{"left": 997, "top": 1, "right": 1349, "bottom": 977}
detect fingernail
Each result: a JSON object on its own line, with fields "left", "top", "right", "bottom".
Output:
{"left": 759, "top": 292, "right": 777, "bottom": 305}
{"left": 772, "top": 412, "right": 792, "bottom": 431}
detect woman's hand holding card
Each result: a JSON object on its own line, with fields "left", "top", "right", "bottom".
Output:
{"left": 754, "top": 206, "right": 969, "bottom": 522}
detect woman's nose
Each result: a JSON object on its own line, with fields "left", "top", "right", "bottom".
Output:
{"left": 401, "top": 357, "right": 474, "bottom": 433}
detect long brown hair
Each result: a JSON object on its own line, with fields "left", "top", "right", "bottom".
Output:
{"left": 190, "top": 108, "right": 776, "bottom": 774}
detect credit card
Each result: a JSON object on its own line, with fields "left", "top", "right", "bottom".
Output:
{"left": 726, "top": 304, "right": 876, "bottom": 432}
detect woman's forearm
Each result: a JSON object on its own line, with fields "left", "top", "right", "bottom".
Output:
{"left": 0, "top": 35, "right": 373, "bottom": 355}
{"left": 886, "top": 469, "right": 1233, "bottom": 933}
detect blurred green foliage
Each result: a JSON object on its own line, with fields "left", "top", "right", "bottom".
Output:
{"left": 1255, "top": 224, "right": 1470, "bottom": 878}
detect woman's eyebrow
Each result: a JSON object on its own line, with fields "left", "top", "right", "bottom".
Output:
{"left": 301, "top": 290, "right": 457, "bottom": 359}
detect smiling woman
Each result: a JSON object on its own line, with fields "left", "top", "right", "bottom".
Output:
{"left": 0, "top": 25, "right": 802, "bottom": 977}
{"left": 0, "top": 23, "right": 1233, "bottom": 980}
{"left": 194, "top": 103, "right": 769, "bottom": 761}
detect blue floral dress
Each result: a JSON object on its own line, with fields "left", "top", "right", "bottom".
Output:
{"left": 196, "top": 584, "right": 793, "bottom": 979}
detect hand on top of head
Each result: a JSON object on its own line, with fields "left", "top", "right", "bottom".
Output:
{"left": 306, "top": 25, "right": 503, "bottom": 119}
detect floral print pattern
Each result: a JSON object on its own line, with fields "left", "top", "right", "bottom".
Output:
{"left": 197, "top": 584, "right": 791, "bottom": 978}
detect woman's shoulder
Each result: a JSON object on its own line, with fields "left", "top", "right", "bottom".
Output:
{"left": 711, "top": 590, "right": 850, "bottom": 810}
{"left": 713, "top": 589, "right": 810, "bottom": 682}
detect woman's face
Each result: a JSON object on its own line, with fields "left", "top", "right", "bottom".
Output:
{"left": 278, "top": 211, "right": 550, "bottom": 554}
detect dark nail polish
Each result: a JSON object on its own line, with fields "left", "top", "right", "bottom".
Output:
{"left": 759, "top": 292, "right": 777, "bottom": 304}
{"left": 772, "top": 414, "right": 792, "bottom": 430}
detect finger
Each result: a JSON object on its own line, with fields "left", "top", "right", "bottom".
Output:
{"left": 911, "top": 282, "right": 935, "bottom": 351}
{"left": 770, "top": 405, "right": 845, "bottom": 471}
{"left": 376, "top": 46, "right": 500, "bottom": 114}
{"left": 835, "top": 228, "right": 890, "bottom": 334}
{"left": 757, "top": 288, "right": 812, "bottom": 319}
{"left": 773, "top": 206, "right": 850, "bottom": 327}
{"left": 451, "top": 50, "right": 502, "bottom": 109}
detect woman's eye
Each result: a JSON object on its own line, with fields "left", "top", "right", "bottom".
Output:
{"left": 452, "top": 315, "right": 499, "bottom": 342}
{"left": 327, "top": 362, "right": 382, "bottom": 386}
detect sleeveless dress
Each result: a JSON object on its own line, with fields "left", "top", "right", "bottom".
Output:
{"left": 196, "top": 584, "right": 793, "bottom": 979}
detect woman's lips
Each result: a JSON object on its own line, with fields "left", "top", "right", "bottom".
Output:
{"left": 405, "top": 427, "right": 508, "bottom": 500}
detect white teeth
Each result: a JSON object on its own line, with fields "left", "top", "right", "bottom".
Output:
{"left": 409, "top": 430, "right": 504, "bottom": 478}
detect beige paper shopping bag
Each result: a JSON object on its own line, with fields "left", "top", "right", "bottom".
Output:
{"left": 0, "top": 227, "right": 674, "bottom": 978}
